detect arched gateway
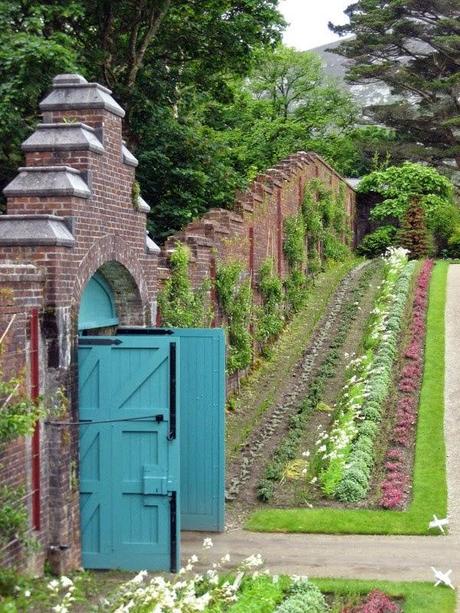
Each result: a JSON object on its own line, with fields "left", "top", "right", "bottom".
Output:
{"left": 0, "top": 74, "right": 225, "bottom": 575}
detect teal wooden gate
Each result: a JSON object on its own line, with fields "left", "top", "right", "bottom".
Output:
{"left": 78, "top": 328, "right": 225, "bottom": 572}
{"left": 78, "top": 335, "right": 180, "bottom": 571}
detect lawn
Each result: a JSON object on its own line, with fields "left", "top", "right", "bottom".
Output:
{"left": 246, "top": 261, "right": 448, "bottom": 535}
{"left": 312, "top": 577, "right": 456, "bottom": 613}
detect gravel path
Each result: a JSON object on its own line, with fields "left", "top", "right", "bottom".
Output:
{"left": 445, "top": 264, "right": 460, "bottom": 536}
{"left": 182, "top": 264, "right": 460, "bottom": 610}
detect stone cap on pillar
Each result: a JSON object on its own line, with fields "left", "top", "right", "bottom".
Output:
{"left": 3, "top": 166, "right": 91, "bottom": 199}
{"left": 138, "top": 195, "right": 151, "bottom": 213}
{"left": 122, "top": 143, "right": 138, "bottom": 167}
{"left": 39, "top": 74, "right": 125, "bottom": 118}
{"left": 22, "top": 123, "right": 104, "bottom": 154}
{"left": 0, "top": 214, "right": 75, "bottom": 247}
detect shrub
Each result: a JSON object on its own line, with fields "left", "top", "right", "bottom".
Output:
{"left": 397, "top": 198, "right": 431, "bottom": 259}
{"left": 357, "top": 226, "right": 398, "bottom": 258}
{"left": 215, "top": 261, "right": 253, "bottom": 374}
{"left": 276, "top": 580, "right": 328, "bottom": 613}
{"left": 158, "top": 243, "right": 211, "bottom": 327}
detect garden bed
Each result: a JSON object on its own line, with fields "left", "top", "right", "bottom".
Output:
{"left": 246, "top": 261, "right": 448, "bottom": 535}
{"left": 4, "top": 559, "right": 455, "bottom": 612}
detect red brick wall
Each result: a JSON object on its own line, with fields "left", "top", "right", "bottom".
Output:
{"left": 162, "top": 150, "right": 356, "bottom": 316}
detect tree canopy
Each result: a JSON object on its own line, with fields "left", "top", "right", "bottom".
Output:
{"left": 330, "top": 0, "right": 460, "bottom": 174}
{"left": 0, "top": 1, "right": 393, "bottom": 241}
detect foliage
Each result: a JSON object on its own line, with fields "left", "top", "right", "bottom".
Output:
{"left": 247, "top": 262, "right": 447, "bottom": 534}
{"left": 275, "top": 579, "right": 329, "bottom": 613}
{"left": 0, "top": 571, "right": 98, "bottom": 611}
{"left": 357, "top": 226, "right": 398, "bottom": 258}
{"left": 215, "top": 261, "right": 253, "bottom": 375}
{"left": 158, "top": 243, "right": 211, "bottom": 327}
{"left": 226, "top": 574, "right": 288, "bottom": 612}
{"left": 358, "top": 163, "right": 454, "bottom": 223}
{"left": 330, "top": 0, "right": 460, "bottom": 175}
{"left": 0, "top": 486, "right": 29, "bottom": 550}
{"left": 255, "top": 258, "right": 284, "bottom": 350}
{"left": 283, "top": 214, "right": 308, "bottom": 314}
{"left": 358, "top": 162, "right": 457, "bottom": 255}
{"left": 314, "top": 578, "right": 455, "bottom": 613}
{"left": 398, "top": 199, "right": 431, "bottom": 259}
{"left": 0, "top": 2, "right": 81, "bottom": 203}
{"left": 0, "top": 313, "right": 45, "bottom": 551}
{"left": 283, "top": 214, "right": 305, "bottom": 269}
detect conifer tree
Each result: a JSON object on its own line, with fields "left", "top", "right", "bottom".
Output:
{"left": 398, "top": 198, "right": 431, "bottom": 259}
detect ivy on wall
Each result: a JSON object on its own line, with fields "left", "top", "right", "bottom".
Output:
{"left": 215, "top": 261, "right": 253, "bottom": 375}
{"left": 159, "top": 179, "right": 351, "bottom": 375}
{"left": 283, "top": 213, "right": 309, "bottom": 314}
{"left": 0, "top": 314, "right": 44, "bottom": 551}
{"left": 158, "top": 243, "right": 211, "bottom": 328}
{"left": 255, "top": 258, "right": 285, "bottom": 353}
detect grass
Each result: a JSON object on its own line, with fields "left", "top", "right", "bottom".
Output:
{"left": 226, "top": 258, "right": 359, "bottom": 461}
{"left": 245, "top": 261, "right": 448, "bottom": 535}
{"left": 312, "top": 578, "right": 456, "bottom": 613}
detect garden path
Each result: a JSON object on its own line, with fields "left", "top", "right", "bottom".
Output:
{"left": 183, "top": 264, "right": 460, "bottom": 608}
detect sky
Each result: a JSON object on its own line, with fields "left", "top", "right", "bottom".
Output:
{"left": 279, "top": 0, "right": 351, "bottom": 50}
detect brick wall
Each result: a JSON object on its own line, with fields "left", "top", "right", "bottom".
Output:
{"left": 0, "top": 73, "right": 356, "bottom": 575}
{"left": 160, "top": 150, "right": 356, "bottom": 321}
{"left": 0, "top": 75, "right": 160, "bottom": 574}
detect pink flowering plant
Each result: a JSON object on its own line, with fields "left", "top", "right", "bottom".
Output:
{"left": 380, "top": 260, "right": 433, "bottom": 509}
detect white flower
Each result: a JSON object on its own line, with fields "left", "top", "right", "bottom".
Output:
{"left": 302, "top": 450, "right": 310, "bottom": 457}
{"left": 47, "top": 580, "right": 59, "bottom": 591}
{"left": 190, "top": 554, "right": 199, "bottom": 564}
{"left": 60, "top": 576, "right": 73, "bottom": 589}
{"left": 310, "top": 477, "right": 318, "bottom": 484}
{"left": 221, "top": 553, "right": 231, "bottom": 563}
{"left": 24, "top": 590, "right": 31, "bottom": 598}
{"left": 202, "top": 537, "right": 213, "bottom": 549}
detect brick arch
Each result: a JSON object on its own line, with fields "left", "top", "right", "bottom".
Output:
{"left": 72, "top": 234, "right": 152, "bottom": 326}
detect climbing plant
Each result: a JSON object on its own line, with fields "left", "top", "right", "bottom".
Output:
{"left": 255, "top": 258, "right": 284, "bottom": 352}
{"left": 158, "top": 243, "right": 211, "bottom": 327}
{"left": 215, "top": 261, "right": 253, "bottom": 375}
{"left": 283, "top": 213, "right": 308, "bottom": 313}
{"left": 0, "top": 312, "right": 44, "bottom": 551}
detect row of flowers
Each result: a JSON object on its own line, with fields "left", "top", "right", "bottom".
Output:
{"left": 380, "top": 259, "right": 434, "bottom": 509}
{"left": 313, "top": 248, "right": 416, "bottom": 502}
{"left": 40, "top": 541, "right": 400, "bottom": 612}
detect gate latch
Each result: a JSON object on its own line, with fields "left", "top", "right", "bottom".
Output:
{"left": 143, "top": 466, "right": 167, "bottom": 496}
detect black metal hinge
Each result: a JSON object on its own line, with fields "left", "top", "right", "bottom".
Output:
{"left": 167, "top": 342, "right": 176, "bottom": 440}
{"left": 117, "top": 327, "right": 174, "bottom": 336}
{"left": 78, "top": 338, "right": 122, "bottom": 346}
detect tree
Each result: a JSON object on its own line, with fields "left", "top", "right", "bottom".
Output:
{"left": 358, "top": 161, "right": 458, "bottom": 253}
{"left": 398, "top": 198, "right": 431, "bottom": 258}
{"left": 0, "top": 1, "right": 284, "bottom": 232}
{"left": 0, "top": 1, "right": 81, "bottom": 201}
{"left": 329, "top": 0, "right": 460, "bottom": 173}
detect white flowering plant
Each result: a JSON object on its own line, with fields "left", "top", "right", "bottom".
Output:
{"left": 312, "top": 248, "right": 416, "bottom": 501}
{"left": 98, "top": 540, "right": 267, "bottom": 612}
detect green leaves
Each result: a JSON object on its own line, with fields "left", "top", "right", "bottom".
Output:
{"left": 158, "top": 243, "right": 211, "bottom": 328}
{"left": 215, "top": 261, "right": 253, "bottom": 375}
